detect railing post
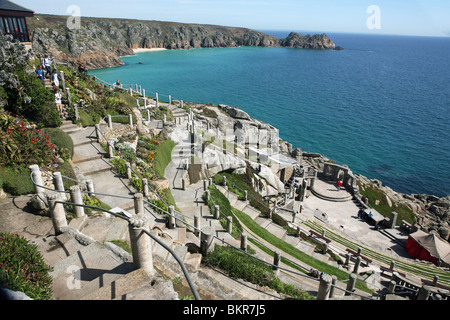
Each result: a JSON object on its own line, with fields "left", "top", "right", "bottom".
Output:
{"left": 142, "top": 178, "right": 149, "bottom": 197}
{"left": 168, "top": 206, "right": 176, "bottom": 229}
{"left": 214, "top": 205, "right": 220, "bottom": 219}
{"left": 240, "top": 233, "right": 248, "bottom": 252}
{"left": 353, "top": 256, "right": 362, "bottom": 274}
{"left": 134, "top": 193, "right": 144, "bottom": 215}
{"left": 417, "top": 285, "right": 431, "bottom": 300}
{"left": 95, "top": 124, "right": 100, "bottom": 143}
{"left": 345, "top": 273, "right": 357, "bottom": 296}
{"left": 200, "top": 226, "right": 215, "bottom": 256}
{"left": 317, "top": 274, "right": 333, "bottom": 300}
{"left": 53, "top": 172, "right": 66, "bottom": 200}
{"left": 243, "top": 190, "right": 248, "bottom": 201}
{"left": 272, "top": 251, "right": 281, "bottom": 273}
{"left": 129, "top": 114, "right": 133, "bottom": 127}
{"left": 128, "top": 215, "right": 154, "bottom": 274}
{"left": 181, "top": 178, "right": 186, "bottom": 191}
{"left": 226, "top": 216, "right": 233, "bottom": 234}
{"left": 107, "top": 115, "right": 112, "bottom": 129}
{"left": 329, "top": 275, "right": 338, "bottom": 299}
{"left": 29, "top": 164, "right": 45, "bottom": 195}
{"left": 203, "top": 180, "right": 208, "bottom": 191}
{"left": 204, "top": 190, "right": 210, "bottom": 203}
{"left": 222, "top": 176, "right": 227, "bottom": 188}
{"left": 69, "top": 185, "right": 85, "bottom": 218}
{"left": 155, "top": 92, "right": 159, "bottom": 108}
{"left": 126, "top": 162, "right": 132, "bottom": 179}
{"left": 107, "top": 141, "right": 114, "bottom": 158}
{"left": 194, "top": 215, "right": 200, "bottom": 237}
{"left": 86, "top": 179, "right": 95, "bottom": 197}
{"left": 47, "top": 193, "right": 67, "bottom": 235}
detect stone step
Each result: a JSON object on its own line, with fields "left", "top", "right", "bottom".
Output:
{"left": 72, "top": 142, "right": 105, "bottom": 164}
{"left": 75, "top": 157, "right": 112, "bottom": 176}
{"left": 30, "top": 232, "right": 86, "bottom": 267}
{"left": 49, "top": 241, "right": 134, "bottom": 300}
{"left": 76, "top": 215, "right": 129, "bottom": 244}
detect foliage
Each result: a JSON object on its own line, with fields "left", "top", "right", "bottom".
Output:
{"left": 111, "top": 158, "right": 127, "bottom": 177}
{"left": 204, "top": 246, "right": 314, "bottom": 300}
{"left": 0, "top": 233, "right": 53, "bottom": 300}
{"left": 0, "top": 116, "right": 57, "bottom": 167}
{"left": 0, "top": 33, "right": 60, "bottom": 127}
{"left": 0, "top": 165, "right": 35, "bottom": 196}
{"left": 153, "top": 139, "right": 175, "bottom": 179}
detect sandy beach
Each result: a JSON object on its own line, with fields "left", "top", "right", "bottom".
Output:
{"left": 132, "top": 48, "right": 168, "bottom": 53}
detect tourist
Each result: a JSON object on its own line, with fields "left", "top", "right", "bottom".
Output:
{"left": 358, "top": 208, "right": 365, "bottom": 219}
{"left": 51, "top": 69, "right": 60, "bottom": 89}
{"left": 36, "top": 65, "right": 45, "bottom": 85}
{"left": 42, "top": 54, "right": 52, "bottom": 78}
{"left": 336, "top": 180, "right": 342, "bottom": 191}
{"left": 55, "top": 88, "right": 62, "bottom": 114}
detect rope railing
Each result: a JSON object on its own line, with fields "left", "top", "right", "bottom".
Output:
{"left": 49, "top": 199, "right": 201, "bottom": 300}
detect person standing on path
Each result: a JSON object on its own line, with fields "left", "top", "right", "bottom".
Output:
{"left": 55, "top": 88, "right": 62, "bottom": 114}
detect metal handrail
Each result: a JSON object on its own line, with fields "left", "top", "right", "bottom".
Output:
{"left": 52, "top": 199, "right": 201, "bottom": 300}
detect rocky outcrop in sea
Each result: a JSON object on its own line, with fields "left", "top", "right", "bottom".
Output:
{"left": 27, "top": 14, "right": 340, "bottom": 69}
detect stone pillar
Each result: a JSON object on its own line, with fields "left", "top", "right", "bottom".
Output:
{"left": 244, "top": 190, "right": 248, "bottom": 201}
{"left": 155, "top": 92, "right": 159, "bottom": 108}
{"left": 353, "top": 256, "right": 362, "bottom": 274}
{"left": 317, "top": 274, "right": 333, "bottom": 300}
{"left": 417, "top": 285, "right": 431, "bottom": 300}
{"left": 69, "top": 185, "right": 85, "bottom": 218}
{"left": 345, "top": 273, "right": 357, "bottom": 296}
{"left": 95, "top": 124, "right": 100, "bottom": 143}
{"left": 29, "top": 164, "right": 45, "bottom": 195}
{"left": 390, "top": 211, "right": 398, "bottom": 229}
{"left": 142, "top": 178, "right": 149, "bottom": 197}
{"left": 272, "top": 251, "right": 281, "bottom": 273}
{"left": 240, "top": 233, "right": 248, "bottom": 252}
{"left": 86, "top": 179, "right": 95, "bottom": 197}
{"left": 134, "top": 193, "right": 144, "bottom": 215}
{"left": 53, "top": 172, "right": 67, "bottom": 200}
{"left": 226, "top": 216, "right": 233, "bottom": 234}
{"left": 169, "top": 95, "right": 171, "bottom": 105}
{"left": 214, "top": 205, "right": 220, "bottom": 219}
{"left": 129, "top": 114, "right": 133, "bottom": 127}
{"left": 66, "top": 88, "right": 73, "bottom": 107}
{"left": 126, "top": 162, "right": 132, "bottom": 179}
{"left": 223, "top": 176, "right": 227, "bottom": 188}
{"left": 204, "top": 190, "right": 210, "bottom": 203}
{"left": 168, "top": 205, "right": 176, "bottom": 229}
{"left": 200, "top": 227, "right": 215, "bottom": 255}
{"left": 107, "top": 115, "right": 112, "bottom": 129}
{"left": 181, "top": 178, "right": 186, "bottom": 191}
{"left": 146, "top": 109, "right": 150, "bottom": 122}
{"left": 107, "top": 141, "right": 114, "bottom": 158}
{"left": 329, "top": 275, "right": 338, "bottom": 299}
{"left": 128, "top": 215, "right": 154, "bottom": 274}
{"left": 47, "top": 193, "right": 67, "bottom": 235}
{"left": 387, "top": 280, "right": 396, "bottom": 294}
{"left": 194, "top": 215, "right": 200, "bottom": 237}
{"left": 203, "top": 180, "right": 208, "bottom": 191}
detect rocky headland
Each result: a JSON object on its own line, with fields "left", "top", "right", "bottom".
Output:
{"left": 27, "top": 14, "right": 340, "bottom": 69}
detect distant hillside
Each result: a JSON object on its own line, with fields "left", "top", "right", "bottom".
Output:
{"left": 27, "top": 14, "right": 338, "bottom": 69}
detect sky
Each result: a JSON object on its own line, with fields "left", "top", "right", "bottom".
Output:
{"left": 16, "top": 0, "right": 450, "bottom": 37}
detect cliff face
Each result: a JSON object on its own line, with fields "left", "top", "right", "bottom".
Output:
{"left": 27, "top": 14, "right": 338, "bottom": 69}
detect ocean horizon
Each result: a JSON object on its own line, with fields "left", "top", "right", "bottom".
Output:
{"left": 89, "top": 31, "right": 450, "bottom": 198}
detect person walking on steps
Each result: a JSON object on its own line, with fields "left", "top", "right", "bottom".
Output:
{"left": 36, "top": 65, "right": 45, "bottom": 85}
{"left": 55, "top": 88, "right": 63, "bottom": 115}
{"left": 51, "top": 69, "right": 60, "bottom": 89}
{"left": 42, "top": 54, "right": 52, "bottom": 78}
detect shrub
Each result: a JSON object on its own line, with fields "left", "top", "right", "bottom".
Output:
{"left": 0, "top": 165, "right": 35, "bottom": 196}
{"left": 0, "top": 233, "right": 53, "bottom": 300}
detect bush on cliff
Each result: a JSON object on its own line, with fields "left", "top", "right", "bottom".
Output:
{"left": 0, "top": 33, "right": 61, "bottom": 128}
{"left": 0, "top": 233, "right": 53, "bottom": 300}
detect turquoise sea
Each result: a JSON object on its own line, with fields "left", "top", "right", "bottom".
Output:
{"left": 89, "top": 32, "right": 450, "bottom": 197}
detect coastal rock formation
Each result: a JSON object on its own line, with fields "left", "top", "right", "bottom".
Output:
{"left": 27, "top": 14, "right": 340, "bottom": 69}
{"left": 281, "top": 32, "right": 336, "bottom": 49}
